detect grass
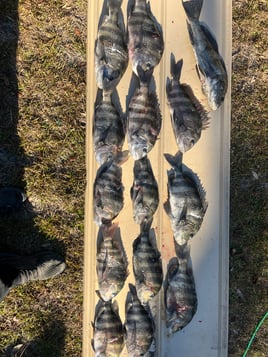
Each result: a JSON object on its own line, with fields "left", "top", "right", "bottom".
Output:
{"left": 0, "top": 0, "right": 267, "bottom": 356}
{"left": 229, "top": 1, "right": 268, "bottom": 356}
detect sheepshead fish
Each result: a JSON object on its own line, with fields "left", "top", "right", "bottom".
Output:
{"left": 166, "top": 54, "right": 209, "bottom": 153}
{"left": 127, "top": 66, "right": 162, "bottom": 160}
{"left": 95, "top": 0, "right": 128, "bottom": 90}
{"left": 133, "top": 219, "right": 163, "bottom": 305}
{"left": 130, "top": 156, "right": 159, "bottom": 224}
{"left": 127, "top": 0, "right": 164, "bottom": 76}
{"left": 93, "top": 89, "right": 125, "bottom": 165}
{"left": 164, "top": 152, "right": 207, "bottom": 245}
{"left": 181, "top": 0, "right": 228, "bottom": 110}
{"left": 165, "top": 244, "right": 197, "bottom": 335}
{"left": 92, "top": 298, "right": 124, "bottom": 356}
{"left": 125, "top": 284, "right": 154, "bottom": 356}
{"left": 94, "top": 151, "right": 129, "bottom": 226}
{"left": 97, "top": 223, "right": 128, "bottom": 301}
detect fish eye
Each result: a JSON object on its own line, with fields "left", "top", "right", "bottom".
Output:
{"left": 190, "top": 139, "right": 195, "bottom": 146}
{"left": 143, "top": 148, "right": 147, "bottom": 153}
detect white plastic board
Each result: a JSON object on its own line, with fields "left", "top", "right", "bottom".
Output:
{"left": 84, "top": 0, "right": 231, "bottom": 356}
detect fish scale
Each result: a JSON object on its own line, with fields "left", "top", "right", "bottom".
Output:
{"left": 95, "top": 0, "right": 128, "bottom": 90}
{"left": 94, "top": 151, "right": 128, "bottom": 226}
{"left": 166, "top": 54, "right": 209, "bottom": 153}
{"left": 131, "top": 156, "right": 159, "bottom": 224}
{"left": 127, "top": 66, "right": 162, "bottom": 160}
{"left": 125, "top": 284, "right": 154, "bottom": 357}
{"left": 133, "top": 219, "right": 163, "bottom": 305}
{"left": 93, "top": 90, "right": 125, "bottom": 165}
{"left": 164, "top": 152, "right": 207, "bottom": 245}
{"left": 127, "top": 0, "right": 164, "bottom": 76}
{"left": 97, "top": 223, "right": 128, "bottom": 301}
{"left": 92, "top": 299, "right": 124, "bottom": 356}
{"left": 165, "top": 245, "right": 197, "bottom": 335}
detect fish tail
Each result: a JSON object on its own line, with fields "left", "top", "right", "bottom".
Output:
{"left": 175, "top": 242, "right": 190, "bottom": 261}
{"left": 113, "top": 150, "right": 129, "bottom": 166}
{"left": 164, "top": 151, "right": 183, "bottom": 169}
{"left": 102, "top": 222, "right": 118, "bottom": 240}
{"left": 170, "top": 53, "right": 183, "bottom": 81}
{"left": 181, "top": 0, "right": 203, "bottom": 21}
{"left": 140, "top": 217, "right": 153, "bottom": 235}
{"left": 137, "top": 65, "right": 154, "bottom": 84}
{"left": 107, "top": 0, "right": 123, "bottom": 11}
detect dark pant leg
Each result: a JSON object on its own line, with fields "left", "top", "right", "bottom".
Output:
{"left": 0, "top": 262, "right": 20, "bottom": 301}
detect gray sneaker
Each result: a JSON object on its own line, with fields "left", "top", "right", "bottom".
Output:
{"left": 0, "top": 251, "right": 66, "bottom": 287}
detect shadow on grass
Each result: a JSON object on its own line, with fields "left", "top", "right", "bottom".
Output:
{"left": 0, "top": 1, "right": 66, "bottom": 355}
{"left": 3, "top": 312, "right": 66, "bottom": 357}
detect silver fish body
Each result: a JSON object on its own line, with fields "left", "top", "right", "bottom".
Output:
{"left": 95, "top": 0, "right": 128, "bottom": 91}
{"left": 181, "top": 0, "right": 228, "bottom": 110}
{"left": 166, "top": 54, "right": 209, "bottom": 153}
{"left": 93, "top": 89, "right": 125, "bottom": 165}
{"left": 133, "top": 219, "right": 163, "bottom": 305}
{"left": 127, "top": 66, "right": 162, "bottom": 160}
{"left": 125, "top": 284, "right": 154, "bottom": 357}
{"left": 127, "top": 0, "right": 164, "bottom": 76}
{"left": 130, "top": 156, "right": 159, "bottom": 224}
{"left": 164, "top": 152, "right": 207, "bottom": 245}
{"left": 165, "top": 244, "right": 197, "bottom": 335}
{"left": 92, "top": 298, "right": 124, "bottom": 356}
{"left": 94, "top": 151, "right": 129, "bottom": 226}
{"left": 97, "top": 223, "right": 128, "bottom": 301}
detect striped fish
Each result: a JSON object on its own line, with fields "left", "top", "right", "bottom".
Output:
{"left": 133, "top": 219, "right": 163, "bottom": 305}
{"left": 127, "top": 66, "right": 162, "bottom": 160}
{"left": 93, "top": 89, "right": 125, "bottom": 165}
{"left": 92, "top": 298, "right": 124, "bottom": 356}
{"left": 181, "top": 0, "right": 228, "bottom": 110}
{"left": 130, "top": 156, "right": 159, "bottom": 225}
{"left": 165, "top": 244, "right": 197, "bottom": 335}
{"left": 125, "top": 284, "right": 154, "bottom": 357}
{"left": 94, "top": 151, "right": 129, "bottom": 226}
{"left": 95, "top": 0, "right": 128, "bottom": 91}
{"left": 166, "top": 54, "right": 209, "bottom": 153}
{"left": 127, "top": 0, "right": 164, "bottom": 76}
{"left": 97, "top": 223, "right": 128, "bottom": 301}
{"left": 164, "top": 152, "right": 207, "bottom": 245}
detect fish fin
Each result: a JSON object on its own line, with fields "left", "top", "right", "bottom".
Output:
{"left": 170, "top": 53, "right": 183, "bottom": 81}
{"left": 172, "top": 108, "right": 185, "bottom": 131}
{"left": 182, "top": 0, "right": 203, "bottom": 21}
{"left": 200, "top": 22, "right": 219, "bottom": 53}
{"left": 112, "top": 299, "right": 120, "bottom": 315}
{"left": 166, "top": 76, "right": 172, "bottom": 95}
{"left": 174, "top": 242, "right": 190, "bottom": 272}
{"left": 163, "top": 200, "right": 172, "bottom": 217}
{"left": 137, "top": 65, "right": 154, "bottom": 84}
{"left": 128, "top": 283, "right": 137, "bottom": 298}
{"left": 164, "top": 151, "right": 183, "bottom": 169}
{"left": 179, "top": 204, "right": 188, "bottom": 221}
{"left": 146, "top": 1, "right": 164, "bottom": 42}
{"left": 186, "top": 20, "right": 195, "bottom": 46}
{"left": 182, "top": 166, "right": 208, "bottom": 212}
{"left": 167, "top": 257, "right": 179, "bottom": 281}
{"left": 95, "top": 38, "right": 107, "bottom": 62}
{"left": 180, "top": 83, "right": 210, "bottom": 129}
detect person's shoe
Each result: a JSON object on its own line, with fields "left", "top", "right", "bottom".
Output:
{"left": 0, "top": 187, "right": 27, "bottom": 214}
{"left": 0, "top": 251, "right": 66, "bottom": 286}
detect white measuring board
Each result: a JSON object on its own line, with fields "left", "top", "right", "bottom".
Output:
{"left": 84, "top": 1, "right": 231, "bottom": 356}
